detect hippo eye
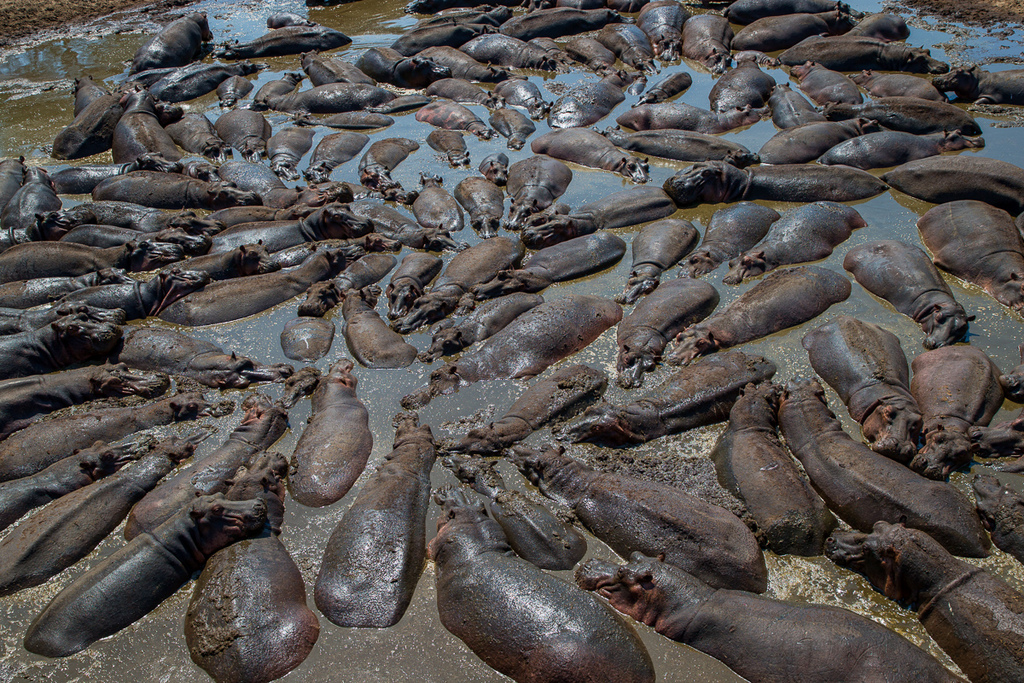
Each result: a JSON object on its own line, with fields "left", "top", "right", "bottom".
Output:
{"left": 211, "top": 504, "right": 224, "bottom": 515}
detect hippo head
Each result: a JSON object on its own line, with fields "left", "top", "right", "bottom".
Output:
{"left": 75, "top": 439, "right": 149, "bottom": 481}
{"left": 224, "top": 452, "right": 289, "bottom": 533}
{"left": 167, "top": 393, "right": 214, "bottom": 422}
{"left": 190, "top": 494, "right": 267, "bottom": 558}
{"left": 971, "top": 474, "right": 1017, "bottom": 531}
{"left": 126, "top": 240, "right": 185, "bottom": 271}
{"left": 722, "top": 103, "right": 766, "bottom": 129}
{"left": 478, "top": 153, "right": 508, "bottom": 185}
{"left": 297, "top": 281, "right": 343, "bottom": 317}
{"left": 662, "top": 162, "right": 742, "bottom": 208}
{"left": 862, "top": 400, "right": 923, "bottom": 464}
{"left": 938, "top": 129, "right": 984, "bottom": 152}
{"left": 318, "top": 205, "right": 374, "bottom": 239}
{"left": 825, "top": 522, "right": 937, "bottom": 605}
{"left": 969, "top": 416, "right": 1024, "bottom": 459}
{"left": 722, "top": 251, "right": 767, "bottom": 285}
{"left": 932, "top": 64, "right": 981, "bottom": 98}
{"left": 192, "top": 12, "right": 213, "bottom": 41}
{"left": 921, "top": 302, "right": 970, "bottom": 350}
{"left": 325, "top": 358, "right": 357, "bottom": 390}
{"left": 418, "top": 325, "right": 466, "bottom": 363}
{"left": 664, "top": 328, "right": 717, "bottom": 366}
{"left": 204, "top": 182, "right": 262, "bottom": 209}
{"left": 154, "top": 101, "right": 184, "bottom": 126}
{"left": 51, "top": 315, "right": 122, "bottom": 362}
{"left": 386, "top": 280, "right": 424, "bottom": 320}
{"left": 393, "top": 293, "right": 449, "bottom": 334}
{"left": 612, "top": 155, "right": 650, "bottom": 184}
{"left": 427, "top": 485, "right": 501, "bottom": 563}
{"left": 167, "top": 211, "right": 223, "bottom": 237}
{"left": 52, "top": 302, "right": 127, "bottom": 326}
{"left": 135, "top": 152, "right": 182, "bottom": 174}
{"left": 852, "top": 117, "right": 883, "bottom": 135}
{"left": 903, "top": 46, "right": 949, "bottom": 74}
{"left": 910, "top": 423, "right": 971, "bottom": 480}
{"left": 616, "top": 339, "right": 657, "bottom": 390}
{"left": 280, "top": 367, "right": 322, "bottom": 408}
{"left": 999, "top": 350, "right": 1024, "bottom": 402}
{"left": 724, "top": 149, "right": 760, "bottom": 169}
{"left": 708, "top": 50, "right": 731, "bottom": 75}
{"left": 851, "top": 70, "right": 874, "bottom": 87}
{"left": 682, "top": 250, "right": 720, "bottom": 278}
{"left": 117, "top": 86, "right": 149, "bottom": 111}
{"left": 399, "top": 57, "right": 452, "bottom": 88}
{"left": 150, "top": 269, "right": 210, "bottom": 315}
{"left": 94, "top": 364, "right": 170, "bottom": 398}
{"left": 790, "top": 61, "right": 817, "bottom": 81}
{"left": 94, "top": 268, "right": 134, "bottom": 287}
{"left": 521, "top": 214, "right": 589, "bottom": 250}
{"left": 35, "top": 211, "right": 74, "bottom": 240}
{"left": 239, "top": 61, "right": 265, "bottom": 76}
{"left": 561, "top": 404, "right": 646, "bottom": 446}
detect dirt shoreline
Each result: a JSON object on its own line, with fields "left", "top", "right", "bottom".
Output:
{"left": 0, "top": 0, "right": 193, "bottom": 47}
{"left": 900, "top": 0, "right": 1024, "bottom": 25}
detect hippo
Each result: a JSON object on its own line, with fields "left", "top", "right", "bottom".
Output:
{"left": 682, "top": 14, "right": 733, "bottom": 73}
{"left": 301, "top": 52, "right": 375, "bottom": 86}
{"left": 171, "top": 242, "right": 278, "bottom": 282}
{"left": 427, "top": 129, "right": 470, "bottom": 167}
{"left": 596, "top": 24, "right": 656, "bottom": 73}
{"left": 802, "top": 316, "right": 922, "bottom": 463}
{"left": 618, "top": 102, "right": 765, "bottom": 133}
{"left": 0, "top": 240, "right": 181, "bottom": 284}
{"left": 791, "top": 61, "right": 862, "bottom": 105}
{"left": 216, "top": 76, "right": 254, "bottom": 107}
{"left": 123, "top": 394, "right": 285, "bottom": 540}
{"left": 723, "top": 202, "right": 866, "bottom": 284}
{"left": 280, "top": 316, "right": 335, "bottom": 362}
{"left": 618, "top": 218, "right": 699, "bottom": 304}
{"left": 733, "top": 10, "right": 856, "bottom": 53}
{"left": 709, "top": 60, "right": 776, "bottom": 112}
{"left": 635, "top": 72, "right": 693, "bottom": 106}
{"left": 970, "top": 409, "right": 1024, "bottom": 465}
{"left": 25, "top": 493, "right": 265, "bottom": 658}
{"left": 522, "top": 186, "right": 676, "bottom": 249}
{"left": 0, "top": 159, "right": 24, "bottom": 213}
{"left": 615, "top": 278, "right": 719, "bottom": 389}
{"left": 547, "top": 72, "right": 631, "bottom": 128}
{"left": 0, "top": 363, "right": 166, "bottom": 441}
{"left": 847, "top": 12, "right": 909, "bottom": 41}
{"left": 602, "top": 128, "right": 758, "bottom": 167}
{"left": 213, "top": 109, "right": 271, "bottom": 161}
{"left": 637, "top": 0, "right": 689, "bottom": 61}
{"left": 681, "top": 203, "right": 779, "bottom": 278}
{"left": 461, "top": 33, "right": 563, "bottom": 71}
{"left": 494, "top": 78, "right": 549, "bottom": 119}
{"left": 852, "top": 70, "right": 946, "bottom": 101}
{"left": 148, "top": 61, "right": 263, "bottom": 103}
{"left": 973, "top": 474, "right": 1024, "bottom": 565}
{"left": 0, "top": 302, "right": 122, "bottom": 336}
{"left": 386, "top": 253, "right": 443, "bottom": 320}
{"left": 420, "top": 292, "right": 542, "bottom": 362}
{"left": 402, "top": 295, "right": 621, "bottom": 408}
{"left": 93, "top": 172, "right": 260, "bottom": 211}
{"left": 163, "top": 114, "right": 227, "bottom": 162}
{"left": 454, "top": 177, "right": 504, "bottom": 237}
{"left": 1001, "top": 345, "right": 1024, "bottom": 403}
{"left": 356, "top": 47, "right": 452, "bottom": 87}
{"left": 343, "top": 288, "right": 418, "bottom": 368}
{"left": 210, "top": 204, "right": 372, "bottom": 254}
{"left": 725, "top": 0, "right": 852, "bottom": 24}
{"left": 779, "top": 35, "right": 948, "bottom": 74}
{"left": 130, "top": 13, "right": 212, "bottom": 74}
{"left": 0, "top": 168, "right": 61, "bottom": 237}
{"left": 779, "top": 379, "right": 990, "bottom": 558}
{"left": 489, "top": 109, "right": 535, "bottom": 150}
{"left": 828, "top": 522, "right": 1024, "bottom": 682}
{"left": 505, "top": 155, "right": 573, "bottom": 229}
{"left": 713, "top": 383, "right": 836, "bottom": 555}
{"left": 52, "top": 88, "right": 124, "bottom": 160}
{"left": 417, "top": 46, "right": 508, "bottom": 82}
{"left": 667, "top": 266, "right": 851, "bottom": 365}
{"left": 217, "top": 25, "right": 351, "bottom": 60}
{"left": 663, "top": 161, "right": 887, "bottom": 207}
{"left": 290, "top": 360, "right": 372, "bottom": 508}
{"left": 933, "top": 64, "right": 1024, "bottom": 104}
{"left": 565, "top": 36, "right": 617, "bottom": 74}
{"left": 526, "top": 36, "right": 575, "bottom": 69}
{"left": 515, "top": 443, "right": 766, "bottom": 592}
{"left": 0, "top": 314, "right": 120, "bottom": 381}
{"left": 111, "top": 89, "right": 182, "bottom": 165}
{"left": 112, "top": 326, "right": 292, "bottom": 389}
{"left": 917, "top": 200, "right": 1024, "bottom": 311}
{"left": 49, "top": 155, "right": 186, "bottom": 196}
{"left": 413, "top": 175, "right": 464, "bottom": 233}
{"left": 889, "top": 157, "right": 1024, "bottom": 215}
{"left": 184, "top": 454, "right": 318, "bottom": 683}
{"left": 427, "top": 78, "right": 503, "bottom": 109}
{"left": 416, "top": 100, "right": 493, "bottom": 139}
{"left": 303, "top": 131, "right": 369, "bottom": 183}
{"left": 47, "top": 268, "right": 207, "bottom": 321}
{"left": 759, "top": 118, "right": 878, "bottom": 165}
{"left": 393, "top": 236, "right": 524, "bottom": 333}
{"left": 266, "top": 127, "right": 314, "bottom": 181}
{"left": 472, "top": 231, "right": 626, "bottom": 300}
{"left": 766, "top": 83, "right": 826, "bottom": 128}
{"left": 347, "top": 202, "right": 464, "bottom": 251}
{"left": 429, "top": 486, "right": 655, "bottom": 683}
{"left": 0, "top": 435, "right": 199, "bottom": 597}
{"left": 824, "top": 97, "right": 981, "bottom": 136}
{"left": 0, "top": 438, "right": 153, "bottom": 532}
{"left": 70, "top": 75, "right": 109, "bottom": 115}
{"left": 50, "top": 201, "right": 220, "bottom": 235}
{"left": 390, "top": 22, "right": 492, "bottom": 56}
{"left": 576, "top": 554, "right": 963, "bottom": 683}
{"left": 821, "top": 130, "right": 983, "bottom": 169}
{"left": 843, "top": 240, "right": 971, "bottom": 349}
{"left": 315, "top": 413, "right": 435, "bottom": 628}
{"left": 499, "top": 7, "right": 623, "bottom": 41}
{"left": 909, "top": 345, "right": 1004, "bottom": 479}
{"left": 251, "top": 72, "right": 303, "bottom": 111}
{"left": 159, "top": 248, "right": 346, "bottom": 326}
{"left": 358, "top": 137, "right": 420, "bottom": 194}
{"left": 215, "top": 160, "right": 313, "bottom": 209}
{"left": 444, "top": 455, "right": 586, "bottom": 569}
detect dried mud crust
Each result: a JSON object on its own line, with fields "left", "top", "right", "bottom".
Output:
{"left": 897, "top": 0, "right": 1024, "bottom": 25}
{"left": 0, "top": 0, "right": 193, "bottom": 47}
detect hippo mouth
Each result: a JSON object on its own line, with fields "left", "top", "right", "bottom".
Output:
{"left": 824, "top": 530, "right": 869, "bottom": 570}
{"left": 54, "top": 303, "right": 128, "bottom": 326}
{"left": 971, "top": 475, "right": 1004, "bottom": 530}
{"left": 574, "top": 558, "right": 623, "bottom": 594}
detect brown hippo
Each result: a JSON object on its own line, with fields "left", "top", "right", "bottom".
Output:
{"left": 130, "top": 13, "right": 212, "bottom": 74}
{"left": 681, "top": 203, "right": 779, "bottom": 278}
{"left": 0, "top": 314, "right": 122, "bottom": 381}
{"left": 419, "top": 292, "right": 542, "bottom": 363}
{"left": 886, "top": 157, "right": 1024, "bottom": 215}
{"left": 973, "top": 474, "right": 1024, "bottom": 566}
{"left": 779, "top": 35, "right": 948, "bottom": 74}
{"left": 618, "top": 218, "right": 699, "bottom": 304}
{"left": 819, "top": 130, "right": 984, "bottom": 170}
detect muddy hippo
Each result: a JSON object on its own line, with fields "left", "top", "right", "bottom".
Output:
{"left": 709, "top": 60, "right": 776, "bottom": 112}
{"left": 0, "top": 435, "right": 199, "bottom": 597}
{"left": 713, "top": 383, "right": 836, "bottom": 555}
{"left": 479, "top": 152, "right": 508, "bottom": 184}
{"left": 828, "top": 522, "right": 1023, "bottom": 682}
{"left": 766, "top": 83, "right": 824, "bottom": 128}
{"left": 910, "top": 345, "right": 1004, "bottom": 479}
{"left": 618, "top": 101, "right": 764, "bottom": 133}
{"left": 314, "top": 413, "right": 434, "bottom": 628}
{"left": 933, "top": 64, "right": 1024, "bottom": 104}
{"left": 416, "top": 100, "right": 493, "bottom": 140}
{"left": 429, "top": 486, "right": 655, "bottom": 683}
{"left": 576, "top": 554, "right": 963, "bottom": 683}
{"left": 0, "top": 240, "right": 181, "bottom": 285}
{"left": 733, "top": 10, "right": 856, "bottom": 53}
{"left": 505, "top": 155, "right": 572, "bottom": 229}
{"left": 386, "top": 253, "right": 443, "bottom": 320}
{"left": 210, "top": 204, "right": 372, "bottom": 254}
{"left": 635, "top": 72, "right": 693, "bottom": 106}
{"left": 723, "top": 202, "right": 865, "bottom": 284}
{"left": 343, "top": 287, "right": 418, "bottom": 368}
{"left": 515, "top": 443, "right": 766, "bottom": 591}
{"left": 618, "top": 218, "right": 699, "bottom": 304}
{"left": 413, "top": 175, "right": 463, "bottom": 233}
{"left": 455, "top": 177, "right": 504, "bottom": 237}
{"left": 53, "top": 89, "right": 124, "bottom": 160}
{"left": 426, "top": 78, "right": 503, "bottom": 109}
{"left": 973, "top": 474, "right": 1024, "bottom": 565}
{"left": 417, "top": 46, "right": 508, "bottom": 82}
{"left": 393, "top": 236, "right": 524, "bottom": 333}
{"left": 803, "top": 316, "right": 922, "bottom": 462}
{"left": 113, "top": 326, "right": 291, "bottom": 389}
{"left": 358, "top": 137, "right": 420, "bottom": 194}
{"left": 93, "top": 172, "right": 260, "bottom": 211}
{"left": 51, "top": 201, "right": 220, "bottom": 235}
{"left": 547, "top": 71, "right": 631, "bottom": 128}
{"left": 780, "top": 35, "right": 948, "bottom": 74}
{"left": 602, "top": 128, "right": 757, "bottom": 167}
{"left": 681, "top": 203, "right": 779, "bottom": 278}
{"left": 917, "top": 200, "right": 1024, "bottom": 311}
{"left": 0, "top": 302, "right": 121, "bottom": 336}
{"left": 493, "top": 78, "right": 549, "bottom": 119}
{"left": 163, "top": 114, "right": 227, "bottom": 162}
{"left": 843, "top": 240, "right": 970, "bottom": 348}
{"left": 216, "top": 75, "right": 253, "bottom": 107}
{"left": 565, "top": 36, "right": 617, "bottom": 74}
{"left": 303, "top": 131, "right": 369, "bottom": 183}
{"left": 111, "top": 89, "right": 182, "bottom": 165}
{"left": 970, "top": 409, "right": 1024, "bottom": 465}
{"left": 853, "top": 70, "right": 946, "bottom": 101}
{"left": 847, "top": 12, "right": 909, "bottom": 40}
{"left": 888, "top": 157, "right": 1024, "bottom": 215}
{"left": 44, "top": 268, "right": 202, "bottom": 321}
{"left": 419, "top": 292, "right": 542, "bottom": 363}
{"left": 472, "top": 231, "right": 626, "bottom": 299}
{"left": 348, "top": 201, "right": 464, "bottom": 251}
{"left": 217, "top": 25, "right": 350, "bottom": 59}
{"left": 461, "top": 33, "right": 562, "bottom": 71}
{"left": 290, "top": 360, "right": 371, "bottom": 508}
{"left": 25, "top": 493, "right": 265, "bottom": 658}
{"left": 0, "top": 158, "right": 24, "bottom": 213}
{"left": 0, "top": 314, "right": 120, "bottom": 381}
{"left": 402, "top": 295, "right": 621, "bottom": 408}
{"left": 523, "top": 186, "right": 675, "bottom": 249}
{"left": 763, "top": 117, "right": 880, "bottom": 165}
{"left": 637, "top": 0, "right": 689, "bottom": 61}
{"left": 170, "top": 242, "right": 278, "bottom": 282}
{"left": 596, "top": 24, "right": 656, "bottom": 73}
{"left": 779, "top": 379, "right": 990, "bottom": 557}
{"left": 820, "top": 130, "right": 983, "bottom": 169}
{"left": 791, "top": 61, "right": 861, "bottom": 105}
{"left": 390, "top": 21, "right": 492, "bottom": 56}
{"left": 663, "top": 160, "right": 886, "bottom": 207}
{"left": 130, "top": 13, "right": 212, "bottom": 74}
{"left": 149, "top": 61, "right": 263, "bottom": 103}
{"left": 301, "top": 52, "right": 374, "bottom": 86}
{"left": 0, "top": 169, "right": 61, "bottom": 239}
{"left": 489, "top": 109, "right": 535, "bottom": 151}
{"left": 615, "top": 278, "right": 718, "bottom": 388}
{"left": 356, "top": 47, "right": 451, "bottom": 87}
{"left": 266, "top": 127, "right": 314, "bottom": 181}
{"left": 667, "top": 266, "right": 851, "bottom": 365}
{"left": 725, "top": 0, "right": 852, "bottom": 24}
{"left": 499, "top": 7, "right": 623, "bottom": 41}
{"left": 682, "top": 14, "right": 733, "bottom": 73}
{"left": 823, "top": 96, "right": 981, "bottom": 135}
{"left": 426, "top": 129, "right": 470, "bottom": 168}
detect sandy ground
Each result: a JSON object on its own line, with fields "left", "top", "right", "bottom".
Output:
{"left": 902, "top": 0, "right": 1024, "bottom": 24}
{"left": 0, "top": 0, "right": 192, "bottom": 46}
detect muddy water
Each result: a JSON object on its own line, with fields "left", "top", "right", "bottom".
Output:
{"left": 1, "top": 0, "right": 1024, "bottom": 681}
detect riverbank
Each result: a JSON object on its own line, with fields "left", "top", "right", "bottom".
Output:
{"left": 0, "top": 0, "right": 192, "bottom": 47}
{"left": 901, "top": 0, "right": 1024, "bottom": 25}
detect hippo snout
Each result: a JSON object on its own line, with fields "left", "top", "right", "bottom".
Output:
{"left": 574, "top": 558, "right": 621, "bottom": 591}
{"left": 824, "top": 530, "right": 868, "bottom": 567}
